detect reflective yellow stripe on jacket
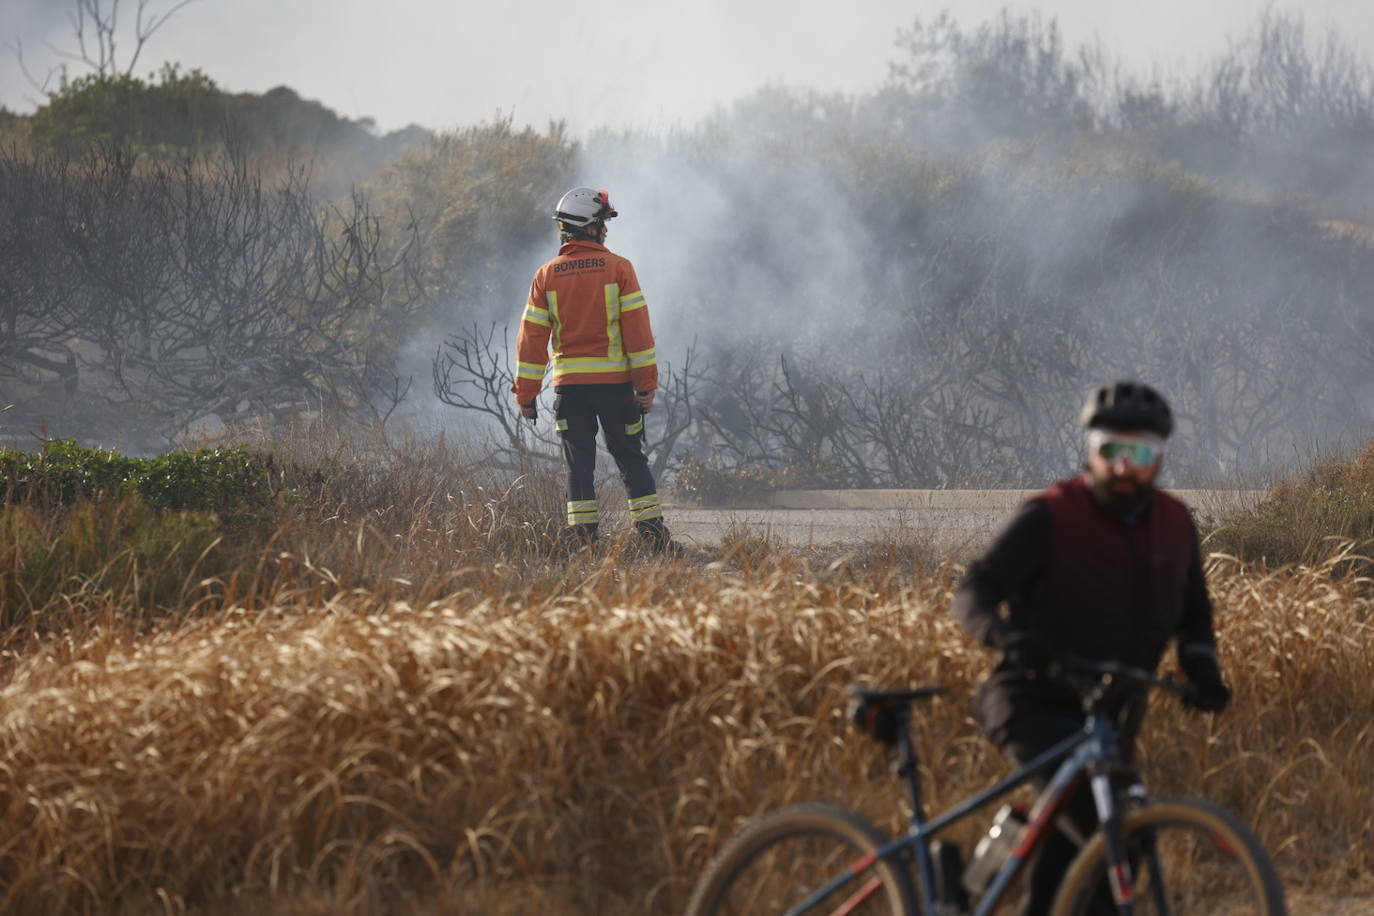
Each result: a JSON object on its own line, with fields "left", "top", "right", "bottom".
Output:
{"left": 522, "top": 302, "right": 552, "bottom": 328}
{"left": 517, "top": 361, "right": 547, "bottom": 381}
{"left": 547, "top": 290, "right": 562, "bottom": 351}
{"left": 555, "top": 355, "right": 631, "bottom": 375}
{"left": 604, "top": 283, "right": 623, "bottom": 359}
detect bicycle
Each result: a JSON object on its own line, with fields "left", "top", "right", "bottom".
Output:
{"left": 686, "top": 656, "right": 1286, "bottom": 915}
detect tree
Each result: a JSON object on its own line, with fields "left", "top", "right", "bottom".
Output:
{"left": 886, "top": 10, "right": 1101, "bottom": 152}
{"left": 368, "top": 120, "right": 576, "bottom": 327}
{"left": 0, "top": 141, "right": 428, "bottom": 448}
{"left": 14, "top": 0, "right": 202, "bottom": 96}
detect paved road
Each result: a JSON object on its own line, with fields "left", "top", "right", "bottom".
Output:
{"left": 666, "top": 489, "right": 1263, "bottom": 550}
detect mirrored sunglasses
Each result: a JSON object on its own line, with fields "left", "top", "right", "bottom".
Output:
{"left": 1096, "top": 437, "right": 1162, "bottom": 466}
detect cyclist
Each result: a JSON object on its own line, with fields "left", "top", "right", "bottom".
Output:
{"left": 951, "top": 380, "right": 1232, "bottom": 916}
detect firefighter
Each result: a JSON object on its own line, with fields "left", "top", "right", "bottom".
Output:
{"left": 512, "top": 187, "right": 676, "bottom": 552}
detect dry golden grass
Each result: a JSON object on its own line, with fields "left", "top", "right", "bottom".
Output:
{"left": 0, "top": 539, "right": 1369, "bottom": 913}
{"left": 0, "top": 428, "right": 1370, "bottom": 912}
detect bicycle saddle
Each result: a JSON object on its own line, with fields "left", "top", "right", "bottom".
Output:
{"left": 849, "top": 685, "right": 947, "bottom": 705}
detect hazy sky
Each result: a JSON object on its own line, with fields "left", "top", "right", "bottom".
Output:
{"left": 4, "top": 0, "right": 1374, "bottom": 134}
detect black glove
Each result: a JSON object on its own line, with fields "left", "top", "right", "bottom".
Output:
{"left": 520, "top": 401, "right": 538, "bottom": 422}
{"left": 1179, "top": 647, "right": 1231, "bottom": 713}
{"left": 848, "top": 698, "right": 900, "bottom": 745}
{"left": 991, "top": 628, "right": 1061, "bottom": 677}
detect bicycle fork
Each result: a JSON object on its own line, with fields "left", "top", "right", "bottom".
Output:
{"left": 1090, "top": 767, "right": 1138, "bottom": 915}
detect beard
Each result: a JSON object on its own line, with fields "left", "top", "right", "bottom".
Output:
{"left": 1091, "top": 475, "right": 1153, "bottom": 519}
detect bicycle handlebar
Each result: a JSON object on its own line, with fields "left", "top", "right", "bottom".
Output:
{"left": 1049, "top": 652, "right": 1197, "bottom": 705}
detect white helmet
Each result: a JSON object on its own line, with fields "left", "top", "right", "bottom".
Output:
{"left": 553, "top": 187, "right": 618, "bottom": 228}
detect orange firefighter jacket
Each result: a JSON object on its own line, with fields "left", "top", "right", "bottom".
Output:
{"left": 512, "top": 240, "right": 658, "bottom": 403}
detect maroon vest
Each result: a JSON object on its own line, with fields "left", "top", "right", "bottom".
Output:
{"left": 1011, "top": 474, "right": 1195, "bottom": 670}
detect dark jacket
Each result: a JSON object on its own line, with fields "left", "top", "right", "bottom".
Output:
{"left": 951, "top": 473, "right": 1217, "bottom": 742}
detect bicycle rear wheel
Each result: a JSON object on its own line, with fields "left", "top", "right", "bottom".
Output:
{"left": 685, "top": 803, "right": 919, "bottom": 916}
{"left": 1050, "top": 797, "right": 1286, "bottom": 915}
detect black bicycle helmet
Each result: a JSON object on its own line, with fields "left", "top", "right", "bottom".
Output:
{"left": 1079, "top": 381, "right": 1174, "bottom": 438}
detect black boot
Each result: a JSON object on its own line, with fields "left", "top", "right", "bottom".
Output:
{"left": 560, "top": 523, "right": 598, "bottom": 553}
{"left": 634, "top": 518, "right": 685, "bottom": 557}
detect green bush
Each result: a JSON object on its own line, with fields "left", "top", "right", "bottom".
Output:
{"left": 1208, "top": 441, "right": 1374, "bottom": 570}
{"left": 0, "top": 441, "right": 276, "bottom": 627}
{"left": 0, "top": 496, "right": 225, "bottom": 626}
{"left": 0, "top": 440, "right": 273, "bottom": 513}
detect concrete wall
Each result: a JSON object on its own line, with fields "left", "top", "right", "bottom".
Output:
{"left": 665, "top": 488, "right": 1264, "bottom": 549}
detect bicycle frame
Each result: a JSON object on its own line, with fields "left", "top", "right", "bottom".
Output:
{"left": 787, "top": 708, "right": 1130, "bottom": 916}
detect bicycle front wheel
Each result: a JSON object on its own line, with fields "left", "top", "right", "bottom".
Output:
{"left": 1050, "top": 797, "right": 1286, "bottom": 916}
{"left": 685, "top": 803, "right": 919, "bottom": 916}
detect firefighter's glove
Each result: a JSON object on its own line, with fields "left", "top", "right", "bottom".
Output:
{"left": 1179, "top": 647, "right": 1231, "bottom": 713}
{"left": 519, "top": 401, "right": 538, "bottom": 422}
{"left": 848, "top": 698, "right": 900, "bottom": 746}
{"left": 993, "top": 628, "right": 1061, "bottom": 678}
